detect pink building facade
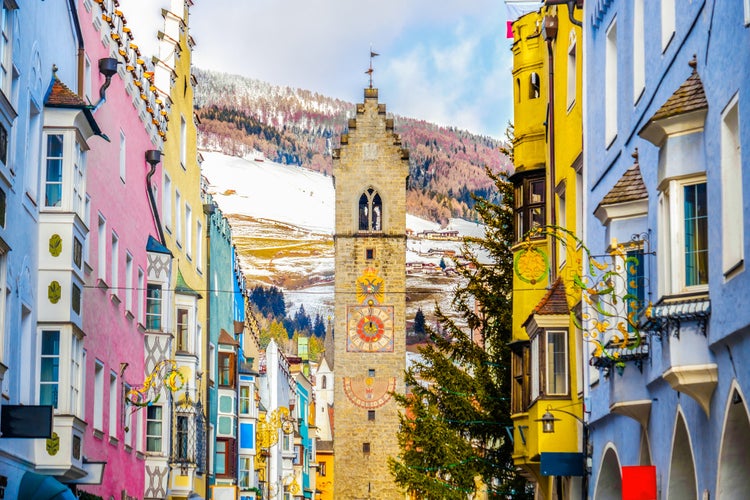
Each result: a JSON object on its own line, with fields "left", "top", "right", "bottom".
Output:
{"left": 75, "top": 0, "right": 169, "bottom": 497}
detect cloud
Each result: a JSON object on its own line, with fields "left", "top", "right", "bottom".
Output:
{"left": 119, "top": 0, "right": 514, "bottom": 138}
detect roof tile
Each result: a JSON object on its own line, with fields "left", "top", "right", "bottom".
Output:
{"left": 650, "top": 70, "right": 707, "bottom": 122}
{"left": 599, "top": 163, "right": 648, "bottom": 206}
{"left": 532, "top": 278, "right": 569, "bottom": 315}
{"left": 45, "top": 77, "right": 87, "bottom": 108}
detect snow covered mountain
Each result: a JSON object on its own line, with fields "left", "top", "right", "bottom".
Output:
{"left": 201, "top": 151, "right": 484, "bottom": 324}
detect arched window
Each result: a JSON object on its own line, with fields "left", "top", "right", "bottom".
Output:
{"left": 358, "top": 188, "right": 382, "bottom": 231}
{"left": 529, "top": 72, "right": 540, "bottom": 99}
{"left": 321, "top": 375, "right": 327, "bottom": 389}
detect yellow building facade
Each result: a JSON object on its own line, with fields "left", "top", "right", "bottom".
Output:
{"left": 509, "top": 4, "right": 585, "bottom": 499}
{"left": 153, "top": 1, "right": 210, "bottom": 498}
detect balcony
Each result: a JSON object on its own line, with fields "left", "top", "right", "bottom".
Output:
{"left": 642, "top": 295, "right": 716, "bottom": 415}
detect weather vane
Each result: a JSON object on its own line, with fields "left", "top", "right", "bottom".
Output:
{"left": 366, "top": 46, "right": 379, "bottom": 88}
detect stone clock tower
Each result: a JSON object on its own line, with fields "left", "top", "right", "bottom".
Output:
{"left": 332, "top": 87, "right": 409, "bottom": 499}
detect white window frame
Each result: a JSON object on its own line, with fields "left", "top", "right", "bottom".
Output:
{"left": 566, "top": 30, "right": 576, "bottom": 110}
{"left": 0, "top": 245, "right": 6, "bottom": 364}
{"left": 0, "top": 3, "right": 15, "bottom": 97}
{"left": 659, "top": 176, "right": 709, "bottom": 296}
{"left": 605, "top": 18, "right": 618, "bottom": 146}
{"left": 185, "top": 203, "right": 192, "bottom": 259}
{"left": 721, "top": 93, "right": 743, "bottom": 276}
{"left": 97, "top": 214, "right": 107, "bottom": 282}
{"left": 73, "top": 140, "right": 86, "bottom": 219}
{"left": 745, "top": 0, "right": 750, "bottom": 26}
{"left": 70, "top": 333, "right": 83, "bottom": 417}
{"left": 84, "top": 195, "right": 91, "bottom": 263}
{"left": 124, "top": 383, "right": 133, "bottom": 448}
{"left": 545, "top": 330, "right": 569, "bottom": 396}
{"left": 146, "top": 282, "right": 162, "bottom": 331}
{"left": 119, "top": 129, "right": 126, "bottom": 182}
{"left": 43, "top": 133, "right": 64, "bottom": 208}
{"left": 137, "top": 268, "right": 145, "bottom": 324}
{"left": 84, "top": 54, "right": 92, "bottom": 104}
{"left": 94, "top": 360, "right": 104, "bottom": 431}
{"left": 39, "top": 329, "right": 61, "bottom": 409}
{"left": 125, "top": 252, "right": 133, "bottom": 313}
{"left": 633, "top": 0, "right": 645, "bottom": 103}
{"left": 180, "top": 114, "right": 187, "bottom": 168}
{"left": 25, "top": 101, "right": 42, "bottom": 202}
{"left": 109, "top": 371, "right": 118, "bottom": 438}
{"left": 163, "top": 174, "right": 172, "bottom": 231}
{"left": 196, "top": 219, "right": 203, "bottom": 272}
{"left": 175, "top": 190, "right": 182, "bottom": 245}
{"left": 146, "top": 404, "right": 163, "bottom": 452}
{"left": 661, "top": 0, "right": 675, "bottom": 52}
{"left": 530, "top": 338, "right": 539, "bottom": 401}
{"left": 239, "top": 384, "right": 251, "bottom": 415}
{"left": 111, "top": 231, "right": 119, "bottom": 295}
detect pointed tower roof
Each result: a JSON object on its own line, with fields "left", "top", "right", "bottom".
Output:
{"left": 175, "top": 267, "right": 202, "bottom": 298}
{"left": 45, "top": 77, "right": 88, "bottom": 108}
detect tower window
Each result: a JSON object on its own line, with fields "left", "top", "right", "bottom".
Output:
{"left": 366, "top": 248, "right": 374, "bottom": 259}
{"left": 363, "top": 442, "right": 371, "bottom": 454}
{"left": 358, "top": 188, "right": 382, "bottom": 231}
{"left": 368, "top": 410, "right": 375, "bottom": 421}
{"left": 529, "top": 72, "right": 540, "bottom": 99}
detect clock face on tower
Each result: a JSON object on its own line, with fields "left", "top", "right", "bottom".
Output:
{"left": 347, "top": 303, "right": 394, "bottom": 352}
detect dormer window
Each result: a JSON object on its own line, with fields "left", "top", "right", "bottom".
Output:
{"left": 358, "top": 188, "right": 382, "bottom": 231}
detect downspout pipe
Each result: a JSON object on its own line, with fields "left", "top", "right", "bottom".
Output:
{"left": 544, "top": 0, "right": 583, "bottom": 28}
{"left": 145, "top": 150, "right": 167, "bottom": 245}
{"left": 543, "top": 14, "right": 558, "bottom": 282}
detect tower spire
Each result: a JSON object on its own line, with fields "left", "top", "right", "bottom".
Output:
{"left": 366, "top": 46, "right": 379, "bottom": 88}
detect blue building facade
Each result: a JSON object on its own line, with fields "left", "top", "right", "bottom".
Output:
{"left": 0, "top": 1, "right": 82, "bottom": 497}
{"left": 583, "top": 0, "right": 750, "bottom": 497}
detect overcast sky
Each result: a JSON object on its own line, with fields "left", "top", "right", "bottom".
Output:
{"left": 120, "top": 0, "right": 515, "bottom": 139}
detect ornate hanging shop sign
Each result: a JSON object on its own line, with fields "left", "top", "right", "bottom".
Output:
{"left": 125, "top": 359, "right": 185, "bottom": 409}
{"left": 515, "top": 226, "right": 651, "bottom": 373}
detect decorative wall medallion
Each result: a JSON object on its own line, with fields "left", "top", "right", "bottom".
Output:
{"left": 46, "top": 432, "right": 60, "bottom": 455}
{"left": 514, "top": 245, "right": 548, "bottom": 284}
{"left": 343, "top": 376, "right": 396, "bottom": 409}
{"left": 356, "top": 266, "right": 384, "bottom": 304}
{"left": 49, "top": 234, "right": 62, "bottom": 257}
{"left": 346, "top": 304, "right": 394, "bottom": 352}
{"left": 48, "top": 281, "right": 62, "bottom": 304}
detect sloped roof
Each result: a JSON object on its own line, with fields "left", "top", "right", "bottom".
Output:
{"left": 599, "top": 163, "right": 648, "bottom": 206}
{"left": 146, "top": 235, "right": 172, "bottom": 255}
{"left": 218, "top": 328, "right": 239, "bottom": 346}
{"left": 234, "top": 320, "right": 244, "bottom": 335}
{"left": 45, "top": 76, "right": 87, "bottom": 108}
{"left": 175, "top": 268, "right": 202, "bottom": 298}
{"left": 532, "top": 277, "right": 569, "bottom": 315}
{"left": 650, "top": 68, "right": 707, "bottom": 122}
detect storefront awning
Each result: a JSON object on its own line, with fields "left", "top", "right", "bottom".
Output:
{"left": 19, "top": 471, "right": 77, "bottom": 500}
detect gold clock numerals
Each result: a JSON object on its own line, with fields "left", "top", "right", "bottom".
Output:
{"left": 346, "top": 304, "right": 394, "bottom": 352}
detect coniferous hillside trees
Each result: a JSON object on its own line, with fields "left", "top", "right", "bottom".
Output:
{"left": 389, "top": 168, "right": 532, "bottom": 499}
{"left": 194, "top": 68, "right": 511, "bottom": 225}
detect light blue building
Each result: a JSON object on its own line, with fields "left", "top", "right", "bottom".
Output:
{"left": 583, "top": 0, "right": 750, "bottom": 498}
{"left": 205, "top": 193, "right": 242, "bottom": 497}
{"left": 0, "top": 1, "right": 84, "bottom": 497}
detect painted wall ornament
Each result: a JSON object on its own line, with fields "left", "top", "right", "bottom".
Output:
{"left": 48, "top": 281, "right": 62, "bottom": 304}
{"left": 49, "top": 234, "right": 62, "bottom": 257}
{"left": 343, "top": 375, "right": 396, "bottom": 408}
{"left": 356, "top": 266, "right": 384, "bottom": 304}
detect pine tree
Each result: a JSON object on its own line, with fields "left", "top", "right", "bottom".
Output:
{"left": 413, "top": 308, "right": 426, "bottom": 336}
{"left": 389, "top": 167, "right": 532, "bottom": 499}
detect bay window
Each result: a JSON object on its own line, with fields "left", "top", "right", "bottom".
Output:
{"left": 239, "top": 455, "right": 252, "bottom": 489}
{"left": 218, "top": 351, "right": 235, "bottom": 387}
{"left": 659, "top": 177, "right": 709, "bottom": 295}
{"left": 39, "top": 327, "right": 84, "bottom": 416}
{"left": 44, "top": 134, "right": 64, "bottom": 208}
{"left": 514, "top": 172, "right": 545, "bottom": 242}
{"left": 176, "top": 307, "right": 188, "bottom": 352}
